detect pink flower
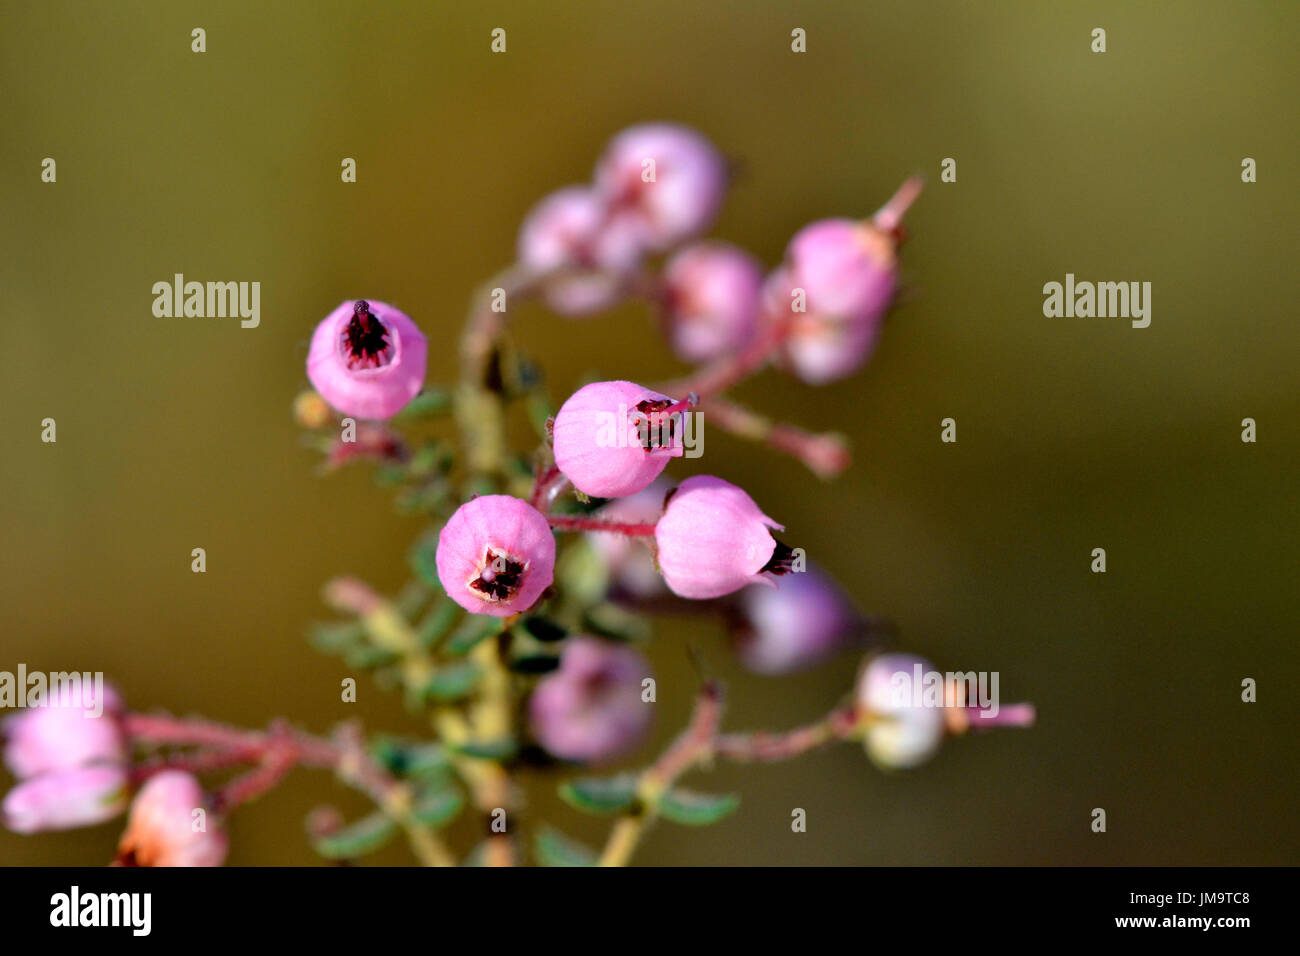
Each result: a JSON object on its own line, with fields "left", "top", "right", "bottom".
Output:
{"left": 586, "top": 478, "right": 674, "bottom": 600}
{"left": 552, "top": 380, "right": 687, "bottom": 499}
{"left": 115, "top": 770, "right": 227, "bottom": 867}
{"left": 661, "top": 242, "right": 762, "bottom": 363}
{"left": 765, "top": 266, "right": 884, "bottom": 385}
{"left": 856, "top": 653, "right": 946, "bottom": 770}
{"left": 3, "top": 682, "right": 127, "bottom": 780}
{"left": 3, "top": 765, "right": 128, "bottom": 833}
{"left": 786, "top": 219, "right": 898, "bottom": 320}
{"left": 306, "top": 300, "right": 428, "bottom": 420}
{"left": 731, "top": 564, "right": 863, "bottom": 675}
{"left": 517, "top": 186, "right": 643, "bottom": 316}
{"left": 654, "top": 475, "right": 784, "bottom": 599}
{"left": 594, "top": 123, "right": 727, "bottom": 252}
{"left": 528, "top": 637, "right": 653, "bottom": 763}
{"left": 436, "top": 496, "right": 556, "bottom": 617}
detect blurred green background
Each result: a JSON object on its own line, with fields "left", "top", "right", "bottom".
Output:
{"left": 2, "top": 0, "right": 1297, "bottom": 866}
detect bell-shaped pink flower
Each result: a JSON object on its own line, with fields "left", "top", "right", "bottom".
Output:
{"left": 856, "top": 653, "right": 946, "bottom": 770}
{"left": 552, "top": 380, "right": 687, "bottom": 499}
{"left": 661, "top": 242, "right": 762, "bottom": 363}
{"left": 306, "top": 299, "right": 427, "bottom": 420}
{"left": 436, "top": 495, "right": 557, "bottom": 617}
{"left": 528, "top": 637, "right": 653, "bottom": 763}
{"left": 786, "top": 219, "right": 898, "bottom": 321}
{"left": 765, "top": 266, "right": 883, "bottom": 385}
{"left": 2, "top": 764, "right": 129, "bottom": 833}
{"left": 517, "top": 186, "right": 643, "bottom": 316}
{"left": 114, "top": 770, "right": 227, "bottom": 867}
{"left": 594, "top": 123, "right": 727, "bottom": 252}
{"left": 586, "top": 478, "right": 674, "bottom": 600}
{"left": 654, "top": 475, "right": 783, "bottom": 599}
{"left": 3, "top": 682, "right": 127, "bottom": 780}
{"left": 732, "top": 564, "right": 863, "bottom": 674}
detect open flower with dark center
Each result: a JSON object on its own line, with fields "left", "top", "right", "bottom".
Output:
{"left": 553, "top": 380, "right": 688, "bottom": 498}
{"left": 436, "top": 496, "right": 557, "bottom": 617}
{"left": 306, "top": 299, "right": 427, "bottom": 420}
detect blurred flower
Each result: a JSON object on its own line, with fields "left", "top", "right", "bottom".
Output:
{"left": 436, "top": 495, "right": 556, "bottom": 617}
{"left": 529, "top": 637, "right": 653, "bottom": 762}
{"left": 3, "top": 765, "right": 129, "bottom": 834}
{"left": 553, "top": 380, "right": 686, "bottom": 498}
{"left": 292, "top": 389, "right": 333, "bottom": 429}
{"left": 764, "top": 265, "right": 885, "bottom": 385}
{"left": 654, "top": 475, "right": 783, "bottom": 599}
{"left": 586, "top": 478, "right": 675, "bottom": 600}
{"left": 661, "top": 241, "right": 763, "bottom": 363}
{"left": 856, "top": 653, "right": 947, "bottom": 769}
{"left": 3, "top": 682, "right": 127, "bottom": 780}
{"left": 594, "top": 123, "right": 727, "bottom": 251}
{"left": 306, "top": 300, "right": 427, "bottom": 420}
{"left": 518, "top": 185, "right": 644, "bottom": 316}
{"left": 731, "top": 564, "right": 863, "bottom": 674}
{"left": 115, "top": 770, "right": 227, "bottom": 867}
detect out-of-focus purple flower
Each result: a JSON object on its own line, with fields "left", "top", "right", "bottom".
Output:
{"left": 306, "top": 299, "right": 427, "bottom": 420}
{"left": 764, "top": 266, "right": 884, "bottom": 385}
{"left": 2, "top": 765, "right": 129, "bottom": 834}
{"left": 436, "top": 495, "right": 557, "bottom": 617}
{"left": 661, "top": 241, "right": 763, "bottom": 363}
{"left": 528, "top": 637, "right": 653, "bottom": 763}
{"left": 114, "top": 770, "right": 227, "bottom": 867}
{"left": 654, "top": 475, "right": 783, "bottom": 599}
{"left": 594, "top": 123, "right": 728, "bottom": 252}
{"left": 3, "top": 682, "right": 127, "bottom": 780}
{"left": 587, "top": 478, "right": 675, "bottom": 599}
{"left": 552, "top": 380, "right": 686, "bottom": 499}
{"left": 731, "top": 564, "right": 863, "bottom": 675}
{"left": 856, "top": 653, "right": 946, "bottom": 770}
{"left": 517, "top": 186, "right": 644, "bottom": 316}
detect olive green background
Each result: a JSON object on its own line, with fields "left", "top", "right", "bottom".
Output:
{"left": 2, "top": 1, "right": 1296, "bottom": 866}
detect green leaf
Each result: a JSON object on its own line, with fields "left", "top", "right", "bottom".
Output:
{"left": 533, "top": 826, "right": 597, "bottom": 867}
{"left": 508, "top": 654, "right": 560, "bottom": 675}
{"left": 412, "top": 786, "right": 464, "bottom": 828}
{"left": 416, "top": 599, "right": 460, "bottom": 648}
{"left": 423, "top": 662, "right": 482, "bottom": 702}
{"left": 308, "top": 621, "right": 363, "bottom": 653}
{"left": 394, "top": 388, "right": 453, "bottom": 421}
{"left": 312, "top": 812, "right": 398, "bottom": 860}
{"left": 446, "top": 615, "right": 505, "bottom": 655}
{"left": 518, "top": 616, "right": 567, "bottom": 643}
{"left": 657, "top": 788, "right": 740, "bottom": 826}
{"left": 559, "top": 775, "right": 639, "bottom": 815}
{"left": 403, "top": 742, "right": 452, "bottom": 779}
{"left": 344, "top": 644, "right": 400, "bottom": 668}
{"left": 451, "top": 737, "right": 517, "bottom": 761}
{"left": 409, "top": 531, "right": 442, "bottom": 590}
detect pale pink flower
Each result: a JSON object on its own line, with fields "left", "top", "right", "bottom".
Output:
{"left": 115, "top": 770, "right": 227, "bottom": 867}
{"left": 2, "top": 765, "right": 128, "bottom": 834}
{"left": 3, "top": 682, "right": 126, "bottom": 780}
{"left": 661, "top": 242, "right": 762, "bottom": 363}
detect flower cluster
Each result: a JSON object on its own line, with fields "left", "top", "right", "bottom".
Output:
{"left": 5, "top": 123, "right": 1034, "bottom": 866}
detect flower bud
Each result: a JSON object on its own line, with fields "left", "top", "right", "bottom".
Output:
{"left": 306, "top": 299, "right": 427, "bottom": 420}
{"left": 2, "top": 765, "right": 129, "bottom": 833}
{"left": 731, "top": 564, "right": 862, "bottom": 674}
{"left": 661, "top": 241, "right": 762, "bottom": 363}
{"left": 436, "top": 495, "right": 556, "bottom": 617}
{"left": 594, "top": 123, "right": 727, "bottom": 251}
{"left": 528, "top": 637, "right": 653, "bottom": 763}
{"left": 654, "top": 475, "right": 783, "bottom": 599}
{"left": 856, "top": 653, "right": 946, "bottom": 770}
{"left": 552, "top": 380, "right": 687, "bottom": 499}
{"left": 764, "top": 266, "right": 883, "bottom": 385}
{"left": 115, "top": 770, "right": 227, "bottom": 867}
{"left": 517, "top": 186, "right": 643, "bottom": 316}
{"left": 3, "top": 682, "right": 127, "bottom": 780}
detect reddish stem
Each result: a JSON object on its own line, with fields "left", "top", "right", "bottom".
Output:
{"left": 545, "top": 514, "right": 657, "bottom": 536}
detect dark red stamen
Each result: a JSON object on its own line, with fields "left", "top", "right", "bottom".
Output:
{"left": 343, "top": 300, "right": 391, "bottom": 369}
{"left": 760, "top": 540, "right": 799, "bottom": 576}
{"left": 468, "top": 549, "right": 526, "bottom": 602}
